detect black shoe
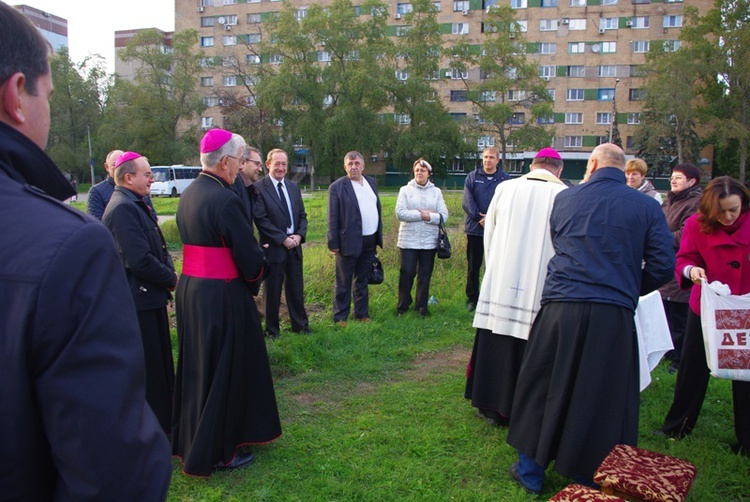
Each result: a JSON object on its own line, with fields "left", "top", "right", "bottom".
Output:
{"left": 509, "top": 463, "right": 542, "bottom": 496}
{"left": 214, "top": 452, "right": 255, "bottom": 471}
{"left": 731, "top": 443, "right": 749, "bottom": 456}
{"left": 476, "top": 409, "right": 509, "bottom": 427}
{"left": 668, "top": 363, "right": 679, "bottom": 374}
{"left": 296, "top": 326, "right": 312, "bottom": 334}
{"left": 653, "top": 428, "right": 687, "bottom": 440}
{"left": 467, "top": 301, "right": 477, "bottom": 313}
{"left": 265, "top": 331, "right": 279, "bottom": 339}
{"left": 397, "top": 310, "right": 406, "bottom": 317}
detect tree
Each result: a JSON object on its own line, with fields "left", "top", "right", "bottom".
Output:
{"left": 449, "top": 5, "right": 553, "bottom": 165}
{"left": 100, "top": 29, "right": 205, "bottom": 165}
{"left": 256, "top": 0, "right": 393, "bottom": 184}
{"left": 681, "top": 0, "right": 750, "bottom": 182}
{"left": 48, "top": 47, "right": 108, "bottom": 182}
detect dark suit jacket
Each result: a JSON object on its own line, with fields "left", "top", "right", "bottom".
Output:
{"left": 253, "top": 176, "right": 307, "bottom": 263}
{"left": 103, "top": 187, "right": 176, "bottom": 310}
{"left": 327, "top": 175, "right": 383, "bottom": 257}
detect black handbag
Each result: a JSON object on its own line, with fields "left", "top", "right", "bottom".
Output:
{"left": 437, "top": 215, "right": 451, "bottom": 259}
{"left": 368, "top": 255, "right": 384, "bottom": 284}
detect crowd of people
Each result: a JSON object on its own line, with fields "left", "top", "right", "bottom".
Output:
{"left": 2, "top": 2, "right": 747, "bottom": 498}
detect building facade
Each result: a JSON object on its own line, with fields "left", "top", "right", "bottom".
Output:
{"left": 14, "top": 4, "right": 68, "bottom": 53}
{"left": 115, "top": 28, "right": 174, "bottom": 82}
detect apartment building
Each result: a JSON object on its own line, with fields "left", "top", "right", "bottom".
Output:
{"left": 115, "top": 28, "right": 174, "bottom": 81}
{"left": 175, "top": 0, "right": 712, "bottom": 177}
{"left": 14, "top": 4, "right": 68, "bottom": 53}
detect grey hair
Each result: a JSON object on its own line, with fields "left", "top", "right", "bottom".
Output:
{"left": 344, "top": 151, "right": 364, "bottom": 163}
{"left": 200, "top": 133, "right": 247, "bottom": 169}
{"left": 114, "top": 156, "right": 147, "bottom": 185}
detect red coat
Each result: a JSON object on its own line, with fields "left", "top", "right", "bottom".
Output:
{"left": 677, "top": 212, "right": 750, "bottom": 314}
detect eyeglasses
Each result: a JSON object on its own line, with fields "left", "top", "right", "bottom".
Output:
{"left": 246, "top": 159, "right": 263, "bottom": 167}
{"left": 225, "top": 155, "right": 248, "bottom": 165}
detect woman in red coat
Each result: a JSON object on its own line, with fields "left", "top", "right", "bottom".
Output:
{"left": 658, "top": 176, "right": 750, "bottom": 455}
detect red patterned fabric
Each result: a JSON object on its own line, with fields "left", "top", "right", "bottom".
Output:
{"left": 593, "top": 444, "right": 697, "bottom": 502}
{"left": 549, "top": 484, "right": 626, "bottom": 501}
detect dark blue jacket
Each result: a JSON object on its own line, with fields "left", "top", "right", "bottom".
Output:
{"left": 103, "top": 187, "right": 176, "bottom": 310}
{"left": 462, "top": 167, "right": 510, "bottom": 236}
{"left": 0, "top": 122, "right": 171, "bottom": 500}
{"left": 327, "top": 175, "right": 383, "bottom": 256}
{"left": 542, "top": 167, "right": 674, "bottom": 311}
{"left": 87, "top": 176, "right": 115, "bottom": 220}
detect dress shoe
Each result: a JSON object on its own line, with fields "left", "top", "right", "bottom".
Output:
{"left": 731, "top": 442, "right": 749, "bottom": 456}
{"left": 467, "top": 301, "right": 477, "bottom": 313}
{"left": 397, "top": 310, "right": 406, "bottom": 317}
{"left": 476, "top": 409, "right": 509, "bottom": 427}
{"left": 335, "top": 320, "right": 348, "bottom": 327}
{"left": 357, "top": 317, "right": 371, "bottom": 322}
{"left": 265, "top": 330, "right": 279, "bottom": 340}
{"left": 214, "top": 451, "right": 255, "bottom": 471}
{"left": 296, "top": 326, "right": 312, "bottom": 334}
{"left": 509, "top": 463, "right": 542, "bottom": 495}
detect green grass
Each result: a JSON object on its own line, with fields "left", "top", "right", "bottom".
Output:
{"left": 79, "top": 190, "right": 748, "bottom": 500}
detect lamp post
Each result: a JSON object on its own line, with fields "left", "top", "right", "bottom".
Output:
{"left": 608, "top": 79, "right": 620, "bottom": 143}
{"left": 79, "top": 99, "right": 95, "bottom": 185}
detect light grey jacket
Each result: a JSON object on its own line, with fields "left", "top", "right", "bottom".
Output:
{"left": 395, "top": 179, "right": 449, "bottom": 250}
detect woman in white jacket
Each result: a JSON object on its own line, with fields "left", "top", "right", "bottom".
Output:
{"left": 395, "top": 159, "right": 449, "bottom": 317}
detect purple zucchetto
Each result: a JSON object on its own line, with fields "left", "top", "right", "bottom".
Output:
{"left": 199, "top": 128, "right": 233, "bottom": 154}
{"left": 113, "top": 151, "right": 143, "bottom": 168}
{"left": 535, "top": 148, "right": 561, "bottom": 160}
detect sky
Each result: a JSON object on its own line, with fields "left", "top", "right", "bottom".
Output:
{"left": 20, "top": 0, "right": 175, "bottom": 73}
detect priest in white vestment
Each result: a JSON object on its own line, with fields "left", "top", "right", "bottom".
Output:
{"left": 465, "top": 148, "right": 567, "bottom": 426}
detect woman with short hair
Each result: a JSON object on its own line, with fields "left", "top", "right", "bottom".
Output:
{"left": 625, "top": 158, "right": 662, "bottom": 204}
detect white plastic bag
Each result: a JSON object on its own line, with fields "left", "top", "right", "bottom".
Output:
{"left": 700, "top": 279, "right": 750, "bottom": 381}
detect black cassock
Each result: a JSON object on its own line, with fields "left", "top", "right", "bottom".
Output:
{"left": 173, "top": 172, "right": 281, "bottom": 477}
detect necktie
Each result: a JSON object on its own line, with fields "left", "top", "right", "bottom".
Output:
{"left": 277, "top": 182, "right": 292, "bottom": 228}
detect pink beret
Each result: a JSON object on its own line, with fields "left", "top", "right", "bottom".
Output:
{"left": 535, "top": 147, "right": 561, "bottom": 160}
{"left": 113, "top": 151, "right": 143, "bottom": 168}
{"left": 200, "top": 128, "right": 232, "bottom": 153}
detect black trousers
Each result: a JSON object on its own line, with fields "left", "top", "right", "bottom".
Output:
{"left": 662, "top": 310, "right": 750, "bottom": 450}
{"left": 663, "top": 299, "right": 688, "bottom": 365}
{"left": 465, "top": 234, "right": 484, "bottom": 304}
{"left": 333, "top": 234, "right": 377, "bottom": 322}
{"left": 264, "top": 248, "right": 308, "bottom": 336}
{"left": 397, "top": 248, "right": 436, "bottom": 315}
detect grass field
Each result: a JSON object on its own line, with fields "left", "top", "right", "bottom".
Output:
{"left": 81, "top": 189, "right": 750, "bottom": 500}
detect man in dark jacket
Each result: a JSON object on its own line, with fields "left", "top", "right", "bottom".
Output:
{"left": 0, "top": 4, "right": 171, "bottom": 499}
{"left": 103, "top": 151, "right": 178, "bottom": 435}
{"left": 462, "top": 147, "right": 510, "bottom": 312}
{"left": 87, "top": 148, "right": 122, "bottom": 219}
{"left": 327, "top": 151, "right": 383, "bottom": 325}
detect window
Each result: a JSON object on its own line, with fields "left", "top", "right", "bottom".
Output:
{"left": 566, "top": 88, "right": 584, "bottom": 101}
{"left": 510, "top": 112, "right": 525, "bottom": 124}
{"left": 539, "top": 19, "right": 558, "bottom": 31}
{"left": 345, "top": 51, "right": 359, "bottom": 61}
{"left": 565, "top": 136, "right": 583, "bottom": 148}
{"left": 477, "top": 136, "right": 495, "bottom": 147}
{"left": 200, "top": 36, "right": 214, "bottom": 47}
{"left": 450, "top": 159, "right": 465, "bottom": 173}
{"left": 511, "top": 0, "right": 527, "bottom": 8}
{"left": 453, "top": 0, "right": 469, "bottom": 10}
{"left": 451, "top": 68, "right": 468, "bottom": 79}
{"left": 632, "top": 40, "right": 650, "bottom": 53}
{"left": 247, "top": 13, "right": 261, "bottom": 23}
{"left": 541, "top": 0, "right": 557, "bottom": 6}
{"left": 224, "top": 15, "right": 238, "bottom": 25}
{"left": 599, "top": 65, "right": 617, "bottom": 77}
{"left": 223, "top": 76, "right": 237, "bottom": 86}
{"left": 568, "top": 19, "right": 586, "bottom": 30}
{"left": 203, "top": 96, "right": 219, "bottom": 107}
{"left": 565, "top": 112, "right": 583, "bottom": 124}
{"left": 547, "top": 89, "right": 556, "bottom": 101}
{"left": 596, "top": 112, "right": 612, "bottom": 125}
{"left": 201, "top": 117, "right": 213, "bottom": 129}
{"left": 663, "top": 15, "right": 682, "bottom": 28}
{"left": 294, "top": 9, "right": 307, "bottom": 20}
{"left": 630, "top": 65, "right": 647, "bottom": 77}
{"left": 246, "top": 34, "right": 261, "bottom": 44}
{"left": 245, "top": 75, "right": 258, "bottom": 86}
{"left": 602, "top": 0, "right": 617, "bottom": 4}
{"left": 426, "top": 90, "right": 438, "bottom": 101}
{"left": 450, "top": 90, "right": 468, "bottom": 102}
{"left": 663, "top": 40, "right": 681, "bottom": 52}
{"left": 601, "top": 42, "right": 617, "bottom": 54}
{"left": 507, "top": 90, "right": 527, "bottom": 101}
{"left": 568, "top": 65, "right": 585, "bottom": 77}
{"left": 627, "top": 113, "right": 642, "bottom": 124}
{"left": 269, "top": 54, "right": 284, "bottom": 64}
{"left": 632, "top": 0, "right": 649, "bottom": 4}
{"left": 223, "top": 0, "right": 236, "bottom": 4}
{"left": 595, "top": 136, "right": 609, "bottom": 146}
{"left": 395, "top": 70, "right": 409, "bottom": 81}
{"left": 200, "top": 77, "right": 213, "bottom": 87}
{"left": 569, "top": 0, "right": 586, "bottom": 5}
{"left": 626, "top": 136, "right": 637, "bottom": 149}
{"left": 452, "top": 23, "right": 469, "bottom": 35}
{"left": 514, "top": 20, "right": 528, "bottom": 32}
{"left": 598, "top": 88, "right": 615, "bottom": 100}
{"left": 537, "top": 115, "right": 555, "bottom": 124}
{"left": 395, "top": 114, "right": 411, "bottom": 125}
{"left": 425, "top": 70, "right": 439, "bottom": 80}
{"left": 431, "top": 2, "right": 441, "bottom": 11}
{"left": 569, "top": 42, "right": 585, "bottom": 54}
{"left": 479, "top": 91, "right": 497, "bottom": 102}
{"left": 201, "top": 17, "right": 215, "bottom": 27}
{"left": 395, "top": 26, "right": 411, "bottom": 36}
{"left": 631, "top": 16, "right": 649, "bottom": 28}
{"left": 450, "top": 112, "right": 467, "bottom": 121}
{"left": 601, "top": 18, "right": 618, "bottom": 30}
{"left": 248, "top": 0, "right": 261, "bottom": 3}
{"left": 245, "top": 95, "right": 257, "bottom": 106}
{"left": 246, "top": 54, "right": 260, "bottom": 64}
{"left": 540, "top": 43, "right": 556, "bottom": 54}
{"left": 223, "top": 35, "right": 237, "bottom": 46}
{"left": 397, "top": 3, "right": 413, "bottom": 14}
{"left": 539, "top": 65, "right": 555, "bottom": 79}
{"left": 629, "top": 88, "right": 646, "bottom": 100}
{"left": 318, "top": 52, "right": 332, "bottom": 63}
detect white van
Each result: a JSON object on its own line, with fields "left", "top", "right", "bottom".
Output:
{"left": 150, "top": 165, "right": 201, "bottom": 197}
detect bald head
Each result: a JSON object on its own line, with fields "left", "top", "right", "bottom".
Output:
{"left": 591, "top": 143, "right": 626, "bottom": 171}
{"left": 105, "top": 150, "right": 124, "bottom": 177}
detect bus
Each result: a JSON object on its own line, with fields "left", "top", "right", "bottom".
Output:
{"left": 150, "top": 165, "right": 201, "bottom": 197}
